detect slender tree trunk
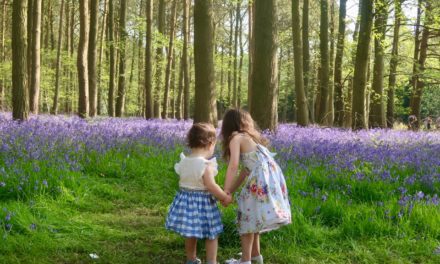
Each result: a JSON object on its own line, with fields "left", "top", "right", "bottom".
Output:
{"left": 52, "top": 0, "right": 65, "bottom": 115}
{"left": 237, "top": 12, "right": 244, "bottom": 108}
{"left": 176, "top": 53, "right": 184, "bottom": 120}
{"left": 410, "top": 0, "right": 422, "bottom": 95}
{"left": 250, "top": 0, "right": 278, "bottom": 131}
{"left": 334, "top": 0, "right": 346, "bottom": 127}
{"left": 137, "top": 0, "right": 144, "bottom": 116}
{"left": 97, "top": 0, "right": 108, "bottom": 116}
{"left": 69, "top": 0, "right": 75, "bottom": 114}
{"left": 182, "top": 0, "right": 190, "bottom": 120}
{"left": 115, "top": 0, "right": 128, "bottom": 117}
{"left": 29, "top": 0, "right": 42, "bottom": 114}
{"left": 63, "top": 0, "right": 70, "bottom": 113}
{"left": 193, "top": 0, "right": 217, "bottom": 126}
{"left": 302, "top": 0, "right": 311, "bottom": 122}
{"left": 369, "top": 0, "right": 387, "bottom": 128}
{"left": 171, "top": 48, "right": 177, "bottom": 118}
{"left": 410, "top": 0, "right": 431, "bottom": 129}
{"left": 247, "top": 0, "right": 255, "bottom": 112}
{"left": 145, "top": 0, "right": 153, "bottom": 118}
{"left": 227, "top": 8, "right": 233, "bottom": 106}
{"left": 107, "top": 0, "right": 115, "bottom": 116}
{"left": 327, "top": 0, "right": 335, "bottom": 125}
{"left": 318, "top": 0, "right": 330, "bottom": 125}
{"left": 0, "top": 0, "right": 7, "bottom": 111}
{"left": 12, "top": 0, "right": 29, "bottom": 120}
{"left": 352, "top": 0, "right": 373, "bottom": 129}
{"left": 292, "top": 0, "right": 309, "bottom": 126}
{"left": 232, "top": 1, "right": 240, "bottom": 107}
{"left": 27, "top": 0, "right": 33, "bottom": 95}
{"left": 153, "top": 0, "right": 165, "bottom": 118}
{"left": 386, "top": 0, "right": 402, "bottom": 128}
{"left": 161, "top": 0, "right": 177, "bottom": 118}
{"left": 88, "top": 0, "right": 99, "bottom": 117}
{"left": 77, "top": 0, "right": 90, "bottom": 118}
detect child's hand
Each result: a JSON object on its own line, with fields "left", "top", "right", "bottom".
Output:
{"left": 221, "top": 193, "right": 233, "bottom": 207}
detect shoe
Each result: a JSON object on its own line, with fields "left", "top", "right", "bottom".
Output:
{"left": 224, "top": 259, "right": 251, "bottom": 264}
{"left": 186, "top": 258, "right": 202, "bottom": 264}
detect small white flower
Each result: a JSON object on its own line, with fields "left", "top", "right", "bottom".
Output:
{"left": 89, "top": 253, "right": 99, "bottom": 259}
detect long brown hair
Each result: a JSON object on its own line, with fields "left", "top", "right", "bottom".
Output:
{"left": 221, "top": 109, "right": 268, "bottom": 159}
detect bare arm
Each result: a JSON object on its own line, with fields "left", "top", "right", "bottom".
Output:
{"left": 203, "top": 165, "right": 231, "bottom": 203}
{"left": 223, "top": 136, "right": 241, "bottom": 193}
{"left": 228, "top": 168, "right": 249, "bottom": 194}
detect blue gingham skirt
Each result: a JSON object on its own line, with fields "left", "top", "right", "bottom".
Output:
{"left": 165, "top": 189, "right": 223, "bottom": 239}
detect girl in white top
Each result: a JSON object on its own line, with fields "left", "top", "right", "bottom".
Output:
{"left": 166, "top": 123, "right": 232, "bottom": 264}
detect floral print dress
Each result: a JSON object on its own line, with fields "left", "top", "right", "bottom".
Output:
{"left": 236, "top": 144, "right": 291, "bottom": 234}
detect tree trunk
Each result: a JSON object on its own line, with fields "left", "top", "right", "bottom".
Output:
{"left": 145, "top": 0, "right": 153, "bottom": 118}
{"left": 351, "top": 0, "right": 373, "bottom": 130}
{"left": 250, "top": 0, "right": 278, "bottom": 131}
{"left": 227, "top": 8, "right": 233, "bottom": 106}
{"left": 193, "top": 0, "right": 217, "bottom": 126}
{"left": 12, "top": 0, "right": 29, "bottom": 120}
{"left": 386, "top": 0, "right": 402, "bottom": 128}
{"left": 107, "top": 0, "right": 115, "bottom": 116}
{"left": 318, "top": 0, "right": 330, "bottom": 125}
{"left": 334, "top": 0, "right": 346, "bottom": 127}
{"left": 0, "top": 0, "right": 7, "bottom": 111}
{"left": 88, "top": 0, "right": 99, "bottom": 117}
{"left": 369, "top": 0, "right": 387, "bottom": 128}
{"left": 176, "top": 53, "right": 184, "bottom": 120}
{"left": 115, "top": 0, "right": 128, "bottom": 117}
{"left": 410, "top": 0, "right": 422, "bottom": 96}
{"left": 237, "top": 12, "right": 244, "bottom": 108}
{"left": 137, "top": 0, "right": 144, "bottom": 117}
{"left": 247, "top": 0, "right": 255, "bottom": 112}
{"left": 63, "top": 0, "right": 70, "bottom": 113}
{"left": 183, "top": 0, "right": 190, "bottom": 120}
{"left": 153, "top": 0, "right": 165, "bottom": 118}
{"left": 51, "top": 0, "right": 64, "bottom": 115}
{"left": 29, "top": 0, "right": 41, "bottom": 114}
{"left": 161, "top": 0, "right": 177, "bottom": 119}
{"left": 292, "top": 0, "right": 309, "bottom": 126}
{"left": 27, "top": 0, "right": 33, "bottom": 96}
{"left": 97, "top": 0, "right": 108, "bottom": 116}
{"left": 302, "top": 0, "right": 311, "bottom": 122}
{"left": 77, "top": 0, "right": 90, "bottom": 118}
{"left": 410, "top": 0, "right": 431, "bottom": 129}
{"left": 232, "top": 0, "right": 240, "bottom": 107}
{"left": 327, "top": 0, "right": 335, "bottom": 125}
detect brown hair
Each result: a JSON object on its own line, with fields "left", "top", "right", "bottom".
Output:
{"left": 221, "top": 109, "right": 268, "bottom": 159}
{"left": 187, "top": 122, "right": 217, "bottom": 149}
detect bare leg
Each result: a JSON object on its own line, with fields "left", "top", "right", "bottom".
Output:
{"left": 251, "top": 233, "right": 261, "bottom": 257}
{"left": 185, "top": 238, "right": 197, "bottom": 261}
{"left": 205, "top": 237, "right": 218, "bottom": 263}
{"left": 240, "top": 233, "right": 254, "bottom": 262}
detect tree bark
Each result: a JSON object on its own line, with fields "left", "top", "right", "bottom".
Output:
{"left": 227, "top": 8, "right": 233, "bottom": 106}
{"left": 237, "top": 11, "right": 244, "bottom": 108}
{"left": 77, "top": 0, "right": 90, "bottom": 118}
{"left": 107, "top": 0, "right": 115, "bottom": 116}
{"left": 232, "top": 0, "right": 240, "bottom": 107}
{"left": 292, "top": 0, "right": 309, "bottom": 126}
{"left": 193, "top": 0, "right": 217, "bottom": 126}
{"left": 247, "top": 0, "right": 255, "bottom": 112}
{"left": 97, "top": 0, "right": 108, "bottom": 115}
{"left": 154, "top": 0, "right": 165, "bottom": 118}
{"left": 145, "top": 0, "right": 154, "bottom": 118}
{"left": 351, "top": 0, "right": 373, "bottom": 130}
{"left": 0, "top": 0, "right": 7, "bottom": 111}
{"left": 161, "top": 0, "right": 177, "bottom": 118}
{"left": 327, "top": 0, "right": 335, "bottom": 125}
{"left": 12, "top": 0, "right": 29, "bottom": 120}
{"left": 302, "top": 0, "right": 311, "bottom": 122}
{"left": 410, "top": 0, "right": 431, "bottom": 129}
{"left": 318, "top": 0, "right": 330, "bottom": 125}
{"left": 115, "top": 0, "right": 128, "bottom": 117}
{"left": 176, "top": 53, "right": 184, "bottom": 120}
{"left": 250, "top": 0, "right": 278, "bottom": 131}
{"left": 386, "top": 0, "right": 402, "bottom": 128}
{"left": 29, "top": 0, "right": 42, "bottom": 114}
{"left": 369, "top": 0, "right": 387, "bottom": 128}
{"left": 52, "top": 0, "right": 65, "bottom": 115}
{"left": 334, "top": 0, "right": 346, "bottom": 127}
{"left": 88, "top": 0, "right": 99, "bottom": 117}
{"left": 183, "top": 0, "right": 190, "bottom": 120}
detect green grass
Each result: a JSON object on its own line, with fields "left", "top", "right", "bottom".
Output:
{"left": 0, "top": 146, "right": 439, "bottom": 263}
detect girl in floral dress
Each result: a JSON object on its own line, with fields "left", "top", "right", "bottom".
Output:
{"left": 166, "top": 123, "right": 232, "bottom": 264}
{"left": 221, "top": 109, "right": 291, "bottom": 264}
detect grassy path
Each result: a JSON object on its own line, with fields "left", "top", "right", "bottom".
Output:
{"left": 1, "top": 148, "right": 439, "bottom": 263}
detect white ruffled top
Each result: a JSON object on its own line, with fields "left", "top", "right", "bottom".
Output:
{"left": 174, "top": 153, "right": 219, "bottom": 191}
